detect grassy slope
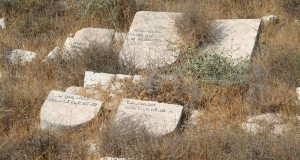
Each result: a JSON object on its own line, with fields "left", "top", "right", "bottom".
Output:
{"left": 0, "top": 0, "right": 300, "bottom": 159}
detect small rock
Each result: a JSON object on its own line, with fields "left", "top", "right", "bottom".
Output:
{"left": 43, "top": 47, "right": 61, "bottom": 63}
{"left": 261, "top": 15, "right": 278, "bottom": 24}
{"left": 0, "top": 18, "right": 5, "bottom": 29}
{"left": 7, "top": 49, "right": 37, "bottom": 65}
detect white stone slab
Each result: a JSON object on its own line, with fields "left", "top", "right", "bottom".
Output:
{"left": 202, "top": 19, "right": 262, "bottom": 61}
{"left": 7, "top": 49, "right": 37, "bottom": 65}
{"left": 84, "top": 71, "right": 116, "bottom": 89}
{"left": 63, "top": 28, "right": 114, "bottom": 60}
{"left": 40, "top": 90, "right": 103, "bottom": 132}
{"left": 119, "top": 11, "right": 183, "bottom": 69}
{"left": 115, "top": 98, "right": 183, "bottom": 136}
{"left": 84, "top": 71, "right": 141, "bottom": 90}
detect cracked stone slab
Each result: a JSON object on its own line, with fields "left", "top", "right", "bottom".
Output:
{"left": 119, "top": 11, "right": 183, "bottom": 69}
{"left": 40, "top": 90, "right": 103, "bottom": 132}
{"left": 115, "top": 98, "right": 183, "bottom": 136}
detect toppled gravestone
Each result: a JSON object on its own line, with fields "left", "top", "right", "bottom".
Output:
{"left": 202, "top": 19, "right": 262, "bottom": 61}
{"left": 84, "top": 71, "right": 141, "bottom": 91}
{"left": 63, "top": 28, "right": 115, "bottom": 60}
{"left": 7, "top": 49, "right": 37, "bottom": 65}
{"left": 40, "top": 90, "right": 103, "bottom": 132}
{"left": 119, "top": 11, "right": 183, "bottom": 69}
{"left": 115, "top": 98, "right": 183, "bottom": 136}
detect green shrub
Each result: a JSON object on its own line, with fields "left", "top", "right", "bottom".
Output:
{"left": 178, "top": 52, "right": 249, "bottom": 86}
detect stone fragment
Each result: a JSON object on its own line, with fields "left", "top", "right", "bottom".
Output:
{"left": 296, "top": 87, "right": 300, "bottom": 100}
{"left": 202, "top": 19, "right": 262, "bottom": 61}
{"left": 43, "top": 47, "right": 61, "bottom": 63}
{"left": 84, "top": 71, "right": 141, "bottom": 91}
{"left": 7, "top": 49, "right": 37, "bottom": 65}
{"left": 63, "top": 28, "right": 115, "bottom": 60}
{"left": 0, "top": 18, "right": 5, "bottom": 29}
{"left": 40, "top": 90, "right": 103, "bottom": 132}
{"left": 119, "top": 11, "right": 183, "bottom": 69}
{"left": 84, "top": 71, "right": 116, "bottom": 90}
{"left": 115, "top": 98, "right": 183, "bottom": 136}
{"left": 261, "top": 15, "right": 278, "bottom": 24}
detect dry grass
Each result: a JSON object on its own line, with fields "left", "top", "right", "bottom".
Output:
{"left": 0, "top": 0, "right": 300, "bottom": 159}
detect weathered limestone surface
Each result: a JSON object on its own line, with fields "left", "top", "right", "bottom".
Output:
{"left": 119, "top": 11, "right": 183, "bottom": 69}
{"left": 84, "top": 71, "right": 141, "bottom": 90}
{"left": 43, "top": 47, "right": 61, "bottom": 63}
{"left": 7, "top": 49, "right": 37, "bottom": 65}
{"left": 40, "top": 90, "right": 103, "bottom": 132}
{"left": 115, "top": 98, "right": 183, "bottom": 136}
{"left": 63, "top": 28, "right": 114, "bottom": 60}
{"left": 202, "top": 19, "right": 262, "bottom": 61}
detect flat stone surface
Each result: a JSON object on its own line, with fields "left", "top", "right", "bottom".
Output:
{"left": 7, "top": 49, "right": 37, "bottom": 65}
{"left": 119, "top": 11, "right": 183, "bottom": 69}
{"left": 115, "top": 98, "right": 183, "bottom": 136}
{"left": 84, "top": 71, "right": 141, "bottom": 90}
{"left": 63, "top": 28, "right": 114, "bottom": 60}
{"left": 40, "top": 90, "right": 103, "bottom": 132}
{"left": 202, "top": 19, "right": 262, "bottom": 61}
{"left": 84, "top": 71, "right": 116, "bottom": 90}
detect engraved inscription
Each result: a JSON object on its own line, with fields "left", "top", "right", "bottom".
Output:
{"left": 129, "top": 26, "right": 166, "bottom": 42}
{"left": 47, "top": 94, "right": 98, "bottom": 106}
{"left": 124, "top": 100, "right": 174, "bottom": 114}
